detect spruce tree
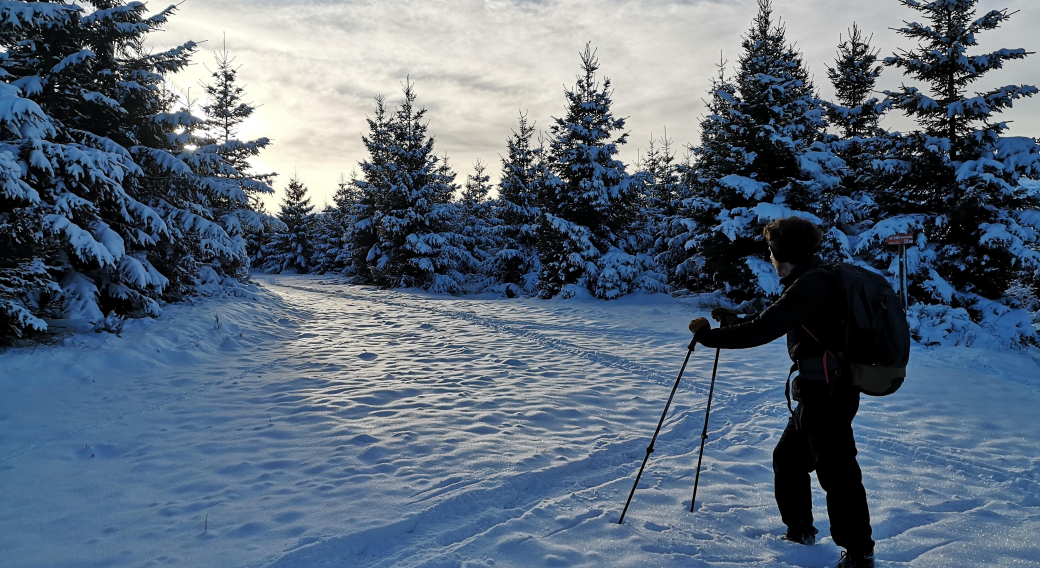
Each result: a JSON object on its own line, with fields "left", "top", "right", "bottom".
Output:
{"left": 823, "top": 24, "right": 888, "bottom": 258}
{"left": 636, "top": 130, "right": 683, "bottom": 274}
{"left": 349, "top": 97, "right": 392, "bottom": 283}
{"left": 458, "top": 160, "right": 498, "bottom": 279}
{"left": 827, "top": 24, "right": 885, "bottom": 139}
{"left": 0, "top": 2, "right": 277, "bottom": 342}
{"left": 539, "top": 44, "right": 663, "bottom": 299}
{"left": 862, "top": 0, "right": 1040, "bottom": 345}
{"left": 670, "top": 61, "right": 740, "bottom": 292}
{"left": 486, "top": 112, "right": 544, "bottom": 294}
{"left": 311, "top": 173, "right": 358, "bottom": 274}
{"left": 684, "top": 0, "right": 842, "bottom": 304}
{"left": 263, "top": 175, "right": 314, "bottom": 274}
{"left": 349, "top": 83, "right": 466, "bottom": 292}
{"left": 199, "top": 40, "right": 276, "bottom": 264}
{"left": 308, "top": 205, "right": 338, "bottom": 274}
{"left": 1, "top": 1, "right": 178, "bottom": 336}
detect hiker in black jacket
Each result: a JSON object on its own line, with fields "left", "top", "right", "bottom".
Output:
{"left": 689, "top": 217, "right": 875, "bottom": 568}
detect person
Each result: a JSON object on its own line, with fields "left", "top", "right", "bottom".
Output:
{"left": 688, "top": 217, "right": 875, "bottom": 568}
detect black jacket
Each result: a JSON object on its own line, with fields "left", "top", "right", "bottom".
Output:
{"left": 695, "top": 256, "right": 846, "bottom": 364}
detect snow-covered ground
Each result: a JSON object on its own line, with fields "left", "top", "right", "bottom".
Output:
{"left": 2, "top": 275, "right": 1039, "bottom": 568}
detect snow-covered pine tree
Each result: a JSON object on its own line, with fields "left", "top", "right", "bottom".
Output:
{"left": 199, "top": 40, "right": 276, "bottom": 267}
{"left": 351, "top": 83, "right": 466, "bottom": 292}
{"left": 667, "top": 61, "right": 739, "bottom": 293}
{"left": 538, "top": 44, "right": 665, "bottom": 299}
{"left": 0, "top": 4, "right": 73, "bottom": 339}
{"left": 635, "top": 129, "right": 684, "bottom": 275}
{"left": 0, "top": 1, "right": 180, "bottom": 336}
{"left": 349, "top": 96, "right": 392, "bottom": 284}
{"left": 0, "top": 2, "right": 277, "bottom": 342}
{"left": 822, "top": 24, "right": 889, "bottom": 258}
{"left": 859, "top": 0, "right": 1040, "bottom": 346}
{"left": 458, "top": 159, "right": 498, "bottom": 280}
{"left": 485, "top": 112, "right": 544, "bottom": 295}
{"left": 684, "top": 0, "right": 843, "bottom": 304}
{"left": 310, "top": 173, "right": 358, "bottom": 274}
{"left": 308, "top": 204, "right": 338, "bottom": 274}
{"left": 262, "top": 175, "right": 314, "bottom": 274}
{"left": 827, "top": 24, "right": 885, "bottom": 140}
{"left": 244, "top": 195, "right": 274, "bottom": 269}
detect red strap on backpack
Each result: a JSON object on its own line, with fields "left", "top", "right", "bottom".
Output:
{"left": 801, "top": 325, "right": 831, "bottom": 384}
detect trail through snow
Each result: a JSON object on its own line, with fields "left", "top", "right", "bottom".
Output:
{"left": 1, "top": 275, "right": 1038, "bottom": 567}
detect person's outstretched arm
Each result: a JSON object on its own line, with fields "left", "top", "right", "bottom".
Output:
{"left": 693, "top": 272, "right": 831, "bottom": 350}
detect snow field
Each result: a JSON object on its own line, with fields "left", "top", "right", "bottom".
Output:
{"left": 1, "top": 275, "right": 1039, "bottom": 567}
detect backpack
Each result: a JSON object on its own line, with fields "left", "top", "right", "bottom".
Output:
{"left": 830, "top": 263, "right": 911, "bottom": 396}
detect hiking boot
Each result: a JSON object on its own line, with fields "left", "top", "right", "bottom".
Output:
{"left": 781, "top": 526, "right": 818, "bottom": 545}
{"left": 835, "top": 549, "right": 875, "bottom": 568}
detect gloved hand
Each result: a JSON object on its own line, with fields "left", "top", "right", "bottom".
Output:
{"left": 689, "top": 317, "right": 711, "bottom": 336}
{"left": 711, "top": 307, "right": 740, "bottom": 327}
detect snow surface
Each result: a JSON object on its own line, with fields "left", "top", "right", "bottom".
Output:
{"left": 2, "top": 275, "right": 1039, "bottom": 568}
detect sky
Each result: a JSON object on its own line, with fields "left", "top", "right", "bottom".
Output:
{"left": 147, "top": 0, "right": 1040, "bottom": 210}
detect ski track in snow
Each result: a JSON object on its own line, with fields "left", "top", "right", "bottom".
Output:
{"left": 0, "top": 274, "right": 1038, "bottom": 568}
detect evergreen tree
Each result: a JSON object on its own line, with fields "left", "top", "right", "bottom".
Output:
{"left": 1, "top": 1, "right": 180, "bottom": 337}
{"left": 308, "top": 204, "right": 338, "bottom": 274}
{"left": 486, "top": 112, "right": 544, "bottom": 294}
{"left": 311, "top": 173, "right": 358, "bottom": 274}
{"left": 636, "top": 129, "right": 683, "bottom": 272}
{"left": 823, "top": 24, "right": 889, "bottom": 258}
{"left": 349, "top": 97, "right": 391, "bottom": 283}
{"left": 199, "top": 40, "right": 276, "bottom": 265}
{"left": 0, "top": 2, "right": 277, "bottom": 342}
{"left": 244, "top": 195, "right": 276, "bottom": 269}
{"left": 826, "top": 24, "right": 885, "bottom": 139}
{"left": 458, "top": 160, "right": 498, "bottom": 279}
{"left": 669, "top": 61, "right": 740, "bottom": 291}
{"left": 860, "top": 0, "right": 1040, "bottom": 346}
{"left": 349, "top": 83, "right": 467, "bottom": 292}
{"left": 538, "top": 44, "right": 664, "bottom": 299}
{"left": 684, "top": 0, "right": 843, "bottom": 304}
{"left": 262, "top": 175, "right": 314, "bottom": 274}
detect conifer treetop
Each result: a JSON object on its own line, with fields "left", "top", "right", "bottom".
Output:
{"left": 462, "top": 159, "right": 491, "bottom": 209}
{"left": 547, "top": 42, "right": 633, "bottom": 235}
{"left": 828, "top": 24, "right": 881, "bottom": 108}
{"left": 884, "top": 0, "right": 1037, "bottom": 141}
{"left": 499, "top": 110, "right": 540, "bottom": 207}
{"left": 827, "top": 23, "right": 885, "bottom": 138}
{"left": 201, "top": 35, "right": 255, "bottom": 146}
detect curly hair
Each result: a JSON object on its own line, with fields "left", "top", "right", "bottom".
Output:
{"left": 763, "top": 217, "right": 822, "bottom": 264}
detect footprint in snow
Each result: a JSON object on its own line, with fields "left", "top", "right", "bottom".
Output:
{"left": 358, "top": 352, "right": 378, "bottom": 361}
{"left": 419, "top": 323, "right": 435, "bottom": 330}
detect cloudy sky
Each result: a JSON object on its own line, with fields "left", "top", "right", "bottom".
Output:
{"left": 148, "top": 0, "right": 1040, "bottom": 209}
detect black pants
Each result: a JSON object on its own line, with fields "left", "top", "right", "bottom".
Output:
{"left": 773, "top": 389, "right": 874, "bottom": 554}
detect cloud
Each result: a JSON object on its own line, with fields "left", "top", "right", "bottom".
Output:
{"left": 150, "top": 0, "right": 1040, "bottom": 207}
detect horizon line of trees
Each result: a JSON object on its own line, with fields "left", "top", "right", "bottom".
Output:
{"left": 4, "top": 0, "right": 1040, "bottom": 348}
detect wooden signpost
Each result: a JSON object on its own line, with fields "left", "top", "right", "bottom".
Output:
{"left": 886, "top": 234, "right": 913, "bottom": 309}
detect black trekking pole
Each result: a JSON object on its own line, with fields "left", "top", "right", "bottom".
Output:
{"left": 690, "top": 346, "right": 721, "bottom": 512}
{"left": 618, "top": 338, "right": 697, "bottom": 525}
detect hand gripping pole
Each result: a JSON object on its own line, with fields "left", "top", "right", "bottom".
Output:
{"left": 618, "top": 339, "right": 696, "bottom": 524}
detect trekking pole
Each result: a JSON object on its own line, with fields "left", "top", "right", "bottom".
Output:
{"left": 618, "top": 339, "right": 697, "bottom": 525}
{"left": 690, "top": 347, "right": 721, "bottom": 512}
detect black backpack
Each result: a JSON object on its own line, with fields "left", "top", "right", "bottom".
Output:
{"left": 830, "top": 263, "right": 911, "bottom": 396}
